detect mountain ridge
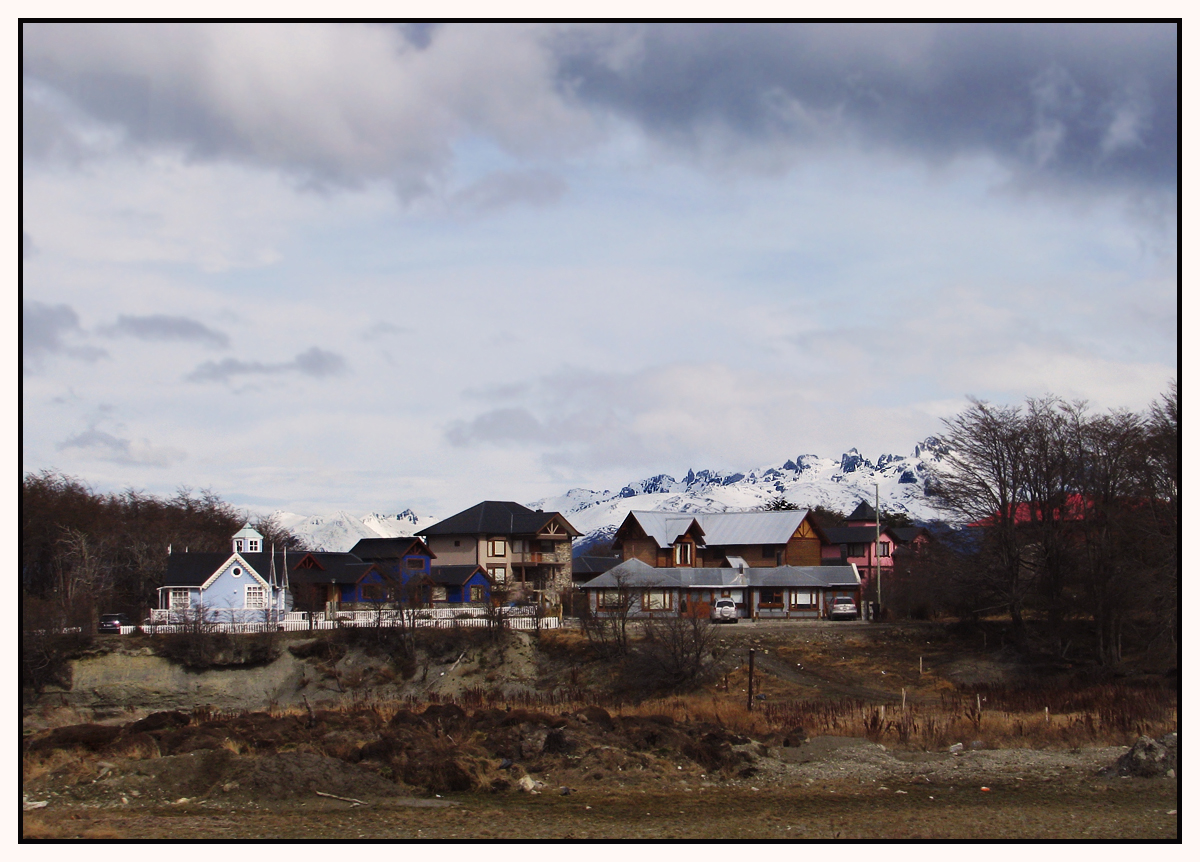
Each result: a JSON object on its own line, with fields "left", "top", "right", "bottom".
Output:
{"left": 274, "top": 438, "right": 951, "bottom": 553}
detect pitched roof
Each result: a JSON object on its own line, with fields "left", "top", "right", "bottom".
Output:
{"left": 163, "top": 550, "right": 290, "bottom": 588}
{"left": 287, "top": 552, "right": 382, "bottom": 586}
{"left": 579, "top": 559, "right": 860, "bottom": 590}
{"left": 846, "top": 501, "right": 878, "bottom": 523}
{"left": 824, "top": 526, "right": 899, "bottom": 545}
{"left": 347, "top": 537, "right": 434, "bottom": 560}
{"left": 890, "top": 526, "right": 931, "bottom": 543}
{"left": 420, "top": 501, "right": 580, "bottom": 537}
{"left": 572, "top": 555, "right": 623, "bottom": 576}
{"left": 428, "top": 565, "right": 491, "bottom": 587}
{"left": 621, "top": 509, "right": 822, "bottom": 549}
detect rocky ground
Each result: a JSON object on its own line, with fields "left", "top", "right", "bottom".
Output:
{"left": 21, "top": 621, "right": 1179, "bottom": 840}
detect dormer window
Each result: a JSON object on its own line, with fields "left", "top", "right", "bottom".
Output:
{"left": 673, "top": 542, "right": 693, "bottom": 566}
{"left": 235, "top": 538, "right": 244, "bottom": 552}
{"left": 248, "top": 539, "right": 260, "bottom": 552}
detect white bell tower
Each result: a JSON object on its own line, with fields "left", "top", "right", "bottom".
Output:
{"left": 232, "top": 523, "right": 264, "bottom": 554}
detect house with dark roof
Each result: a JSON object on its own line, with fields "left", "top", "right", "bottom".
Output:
{"left": 158, "top": 524, "right": 291, "bottom": 623}
{"left": 578, "top": 558, "right": 861, "bottom": 620}
{"left": 419, "top": 501, "right": 580, "bottom": 607}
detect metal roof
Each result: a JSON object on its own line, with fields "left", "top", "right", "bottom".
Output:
{"left": 579, "top": 559, "right": 860, "bottom": 590}
{"left": 624, "top": 509, "right": 814, "bottom": 548}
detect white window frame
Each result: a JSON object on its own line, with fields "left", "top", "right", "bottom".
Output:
{"left": 245, "top": 585, "right": 267, "bottom": 609}
{"left": 248, "top": 539, "right": 260, "bottom": 552}
{"left": 169, "top": 589, "right": 191, "bottom": 610}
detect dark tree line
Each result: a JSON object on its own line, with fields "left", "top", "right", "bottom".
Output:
{"left": 21, "top": 471, "right": 305, "bottom": 629}
{"left": 925, "top": 383, "right": 1178, "bottom": 665}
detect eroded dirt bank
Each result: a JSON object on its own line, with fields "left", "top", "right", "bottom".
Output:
{"left": 23, "top": 623, "right": 1178, "bottom": 840}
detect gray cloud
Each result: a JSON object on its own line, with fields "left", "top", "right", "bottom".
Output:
{"left": 185, "top": 346, "right": 347, "bottom": 383}
{"left": 57, "top": 427, "right": 186, "bottom": 467}
{"left": 551, "top": 23, "right": 1177, "bottom": 191}
{"left": 23, "top": 301, "right": 108, "bottom": 369}
{"left": 450, "top": 170, "right": 568, "bottom": 212}
{"left": 98, "top": 313, "right": 230, "bottom": 347}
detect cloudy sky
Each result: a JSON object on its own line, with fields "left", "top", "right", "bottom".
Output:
{"left": 21, "top": 22, "right": 1178, "bottom": 517}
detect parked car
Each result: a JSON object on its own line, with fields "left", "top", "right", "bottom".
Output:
{"left": 98, "top": 613, "right": 135, "bottom": 634}
{"left": 829, "top": 597, "right": 858, "bottom": 621}
{"left": 710, "top": 598, "right": 739, "bottom": 624}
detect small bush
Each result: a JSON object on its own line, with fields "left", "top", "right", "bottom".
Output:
{"left": 154, "top": 631, "right": 279, "bottom": 669}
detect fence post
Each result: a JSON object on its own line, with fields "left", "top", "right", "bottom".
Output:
{"left": 747, "top": 649, "right": 755, "bottom": 711}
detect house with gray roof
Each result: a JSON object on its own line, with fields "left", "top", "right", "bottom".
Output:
{"left": 578, "top": 558, "right": 861, "bottom": 621}
{"left": 612, "top": 509, "right": 828, "bottom": 570}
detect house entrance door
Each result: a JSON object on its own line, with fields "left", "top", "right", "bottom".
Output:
{"left": 692, "top": 589, "right": 713, "bottom": 619}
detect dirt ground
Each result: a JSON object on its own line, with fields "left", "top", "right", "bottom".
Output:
{"left": 22, "top": 621, "right": 1179, "bottom": 841}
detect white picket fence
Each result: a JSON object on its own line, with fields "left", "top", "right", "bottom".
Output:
{"left": 129, "top": 606, "right": 556, "bottom": 635}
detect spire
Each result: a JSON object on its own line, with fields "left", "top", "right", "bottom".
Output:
{"left": 269, "top": 542, "right": 277, "bottom": 589}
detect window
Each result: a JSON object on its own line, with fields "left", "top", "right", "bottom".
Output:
{"left": 231, "top": 566, "right": 242, "bottom": 578}
{"left": 511, "top": 539, "right": 527, "bottom": 554}
{"left": 641, "top": 590, "right": 674, "bottom": 611}
{"left": 454, "top": 540, "right": 461, "bottom": 547}
{"left": 169, "top": 589, "right": 191, "bottom": 610}
{"left": 880, "top": 542, "right": 891, "bottom": 557}
{"left": 235, "top": 538, "right": 244, "bottom": 552}
{"left": 470, "top": 585, "right": 486, "bottom": 603}
{"left": 759, "top": 588, "right": 784, "bottom": 608}
{"left": 488, "top": 565, "right": 506, "bottom": 584}
{"left": 431, "top": 586, "right": 447, "bottom": 602}
{"left": 361, "top": 583, "right": 385, "bottom": 601}
{"left": 673, "top": 542, "right": 692, "bottom": 566}
{"left": 488, "top": 538, "right": 507, "bottom": 557}
{"left": 847, "top": 543, "right": 866, "bottom": 557}
{"left": 245, "top": 585, "right": 267, "bottom": 608}
{"left": 248, "top": 539, "right": 260, "bottom": 552}
{"left": 761, "top": 545, "right": 774, "bottom": 558}
{"left": 790, "top": 590, "right": 816, "bottom": 609}
{"left": 538, "top": 540, "right": 555, "bottom": 553}
{"left": 406, "top": 558, "right": 425, "bottom": 569}
{"left": 597, "top": 589, "right": 625, "bottom": 609}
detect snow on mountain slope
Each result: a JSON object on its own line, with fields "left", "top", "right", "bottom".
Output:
{"left": 529, "top": 438, "right": 951, "bottom": 552}
{"left": 275, "top": 438, "right": 951, "bottom": 553}
{"left": 272, "top": 508, "right": 437, "bottom": 552}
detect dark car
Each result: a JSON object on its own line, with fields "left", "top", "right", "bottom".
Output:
{"left": 98, "top": 613, "right": 135, "bottom": 634}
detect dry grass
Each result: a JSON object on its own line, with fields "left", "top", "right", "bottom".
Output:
{"left": 22, "top": 748, "right": 98, "bottom": 785}
{"left": 22, "top": 816, "right": 123, "bottom": 840}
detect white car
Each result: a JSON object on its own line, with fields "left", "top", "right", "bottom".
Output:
{"left": 710, "top": 598, "right": 739, "bottom": 623}
{"left": 829, "top": 597, "right": 858, "bottom": 620}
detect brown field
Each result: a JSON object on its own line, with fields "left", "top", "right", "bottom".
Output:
{"left": 22, "top": 620, "right": 1178, "bottom": 841}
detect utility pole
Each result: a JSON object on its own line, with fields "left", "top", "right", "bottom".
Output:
{"left": 875, "top": 482, "right": 882, "bottom": 621}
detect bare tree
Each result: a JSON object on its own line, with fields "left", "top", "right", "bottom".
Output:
{"left": 931, "top": 399, "right": 1035, "bottom": 647}
{"left": 581, "top": 571, "right": 637, "bottom": 656}
{"left": 637, "top": 603, "right": 720, "bottom": 690}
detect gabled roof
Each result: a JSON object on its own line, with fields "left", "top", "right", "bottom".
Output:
{"left": 824, "top": 526, "right": 900, "bottom": 545}
{"left": 573, "top": 555, "right": 623, "bottom": 576}
{"left": 287, "top": 552, "right": 382, "bottom": 586}
{"left": 420, "top": 501, "right": 580, "bottom": 538}
{"left": 428, "top": 565, "right": 491, "bottom": 587}
{"left": 164, "top": 550, "right": 288, "bottom": 588}
{"left": 618, "top": 509, "right": 825, "bottom": 549}
{"left": 846, "top": 501, "right": 878, "bottom": 523}
{"left": 890, "top": 526, "right": 931, "bottom": 543}
{"left": 579, "top": 559, "right": 860, "bottom": 590}
{"left": 348, "top": 537, "right": 435, "bottom": 561}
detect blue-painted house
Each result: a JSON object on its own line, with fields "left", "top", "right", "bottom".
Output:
{"left": 158, "top": 524, "right": 292, "bottom": 623}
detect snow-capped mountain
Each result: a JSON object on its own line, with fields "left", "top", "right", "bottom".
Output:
{"left": 275, "top": 437, "right": 950, "bottom": 553}
{"left": 530, "top": 437, "right": 951, "bottom": 554}
{"left": 272, "top": 508, "right": 438, "bottom": 552}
